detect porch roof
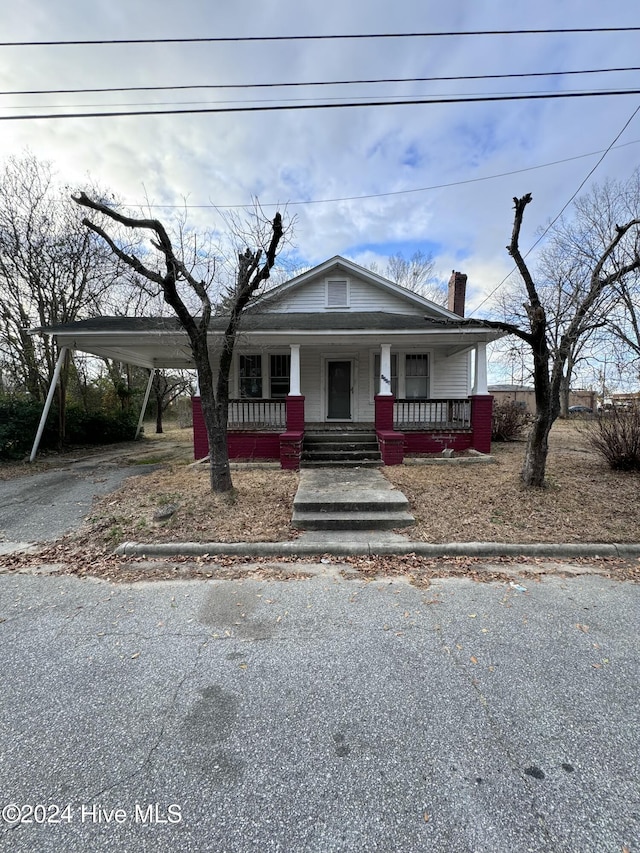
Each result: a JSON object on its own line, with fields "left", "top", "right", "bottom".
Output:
{"left": 35, "top": 313, "right": 503, "bottom": 369}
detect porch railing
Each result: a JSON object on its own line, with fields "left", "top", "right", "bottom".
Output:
{"left": 394, "top": 398, "right": 471, "bottom": 429}
{"left": 228, "top": 399, "right": 286, "bottom": 429}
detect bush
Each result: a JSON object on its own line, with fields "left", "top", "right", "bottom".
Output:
{"left": 0, "top": 397, "right": 139, "bottom": 459}
{"left": 586, "top": 406, "right": 640, "bottom": 470}
{"left": 491, "top": 400, "right": 529, "bottom": 442}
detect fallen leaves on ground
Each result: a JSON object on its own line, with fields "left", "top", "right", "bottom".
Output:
{"left": 385, "top": 421, "right": 640, "bottom": 544}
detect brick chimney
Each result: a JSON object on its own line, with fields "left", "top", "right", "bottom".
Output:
{"left": 448, "top": 270, "right": 467, "bottom": 317}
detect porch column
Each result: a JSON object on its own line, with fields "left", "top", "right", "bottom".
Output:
{"left": 379, "top": 343, "right": 393, "bottom": 395}
{"left": 472, "top": 342, "right": 488, "bottom": 395}
{"left": 282, "top": 343, "right": 304, "bottom": 469}
{"left": 289, "top": 344, "right": 301, "bottom": 395}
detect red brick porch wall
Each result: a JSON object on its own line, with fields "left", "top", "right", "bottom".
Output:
{"left": 404, "top": 431, "right": 473, "bottom": 454}
{"left": 470, "top": 395, "right": 493, "bottom": 454}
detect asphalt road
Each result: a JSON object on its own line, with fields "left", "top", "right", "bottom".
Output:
{"left": 0, "top": 568, "right": 638, "bottom": 852}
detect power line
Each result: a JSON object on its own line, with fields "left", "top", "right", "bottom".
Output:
{"left": 2, "top": 88, "right": 639, "bottom": 122}
{"left": 10, "top": 87, "right": 640, "bottom": 113}
{"left": 117, "top": 139, "right": 639, "bottom": 210}
{"left": 2, "top": 27, "right": 640, "bottom": 47}
{"left": 469, "top": 104, "right": 640, "bottom": 316}
{"left": 3, "top": 65, "right": 639, "bottom": 97}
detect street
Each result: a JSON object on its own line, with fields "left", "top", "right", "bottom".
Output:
{"left": 0, "top": 566, "right": 638, "bottom": 852}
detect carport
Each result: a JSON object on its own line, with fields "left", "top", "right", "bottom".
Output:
{"left": 30, "top": 317, "right": 197, "bottom": 461}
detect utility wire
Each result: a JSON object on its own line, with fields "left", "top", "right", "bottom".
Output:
{"left": 115, "top": 138, "right": 639, "bottom": 210}
{"left": 469, "top": 104, "right": 640, "bottom": 316}
{"left": 2, "top": 88, "right": 639, "bottom": 122}
{"left": 9, "top": 86, "right": 640, "bottom": 112}
{"left": 2, "top": 27, "right": 640, "bottom": 47}
{"left": 3, "top": 65, "right": 639, "bottom": 97}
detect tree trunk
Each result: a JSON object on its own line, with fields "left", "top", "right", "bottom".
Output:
{"left": 155, "top": 396, "right": 163, "bottom": 434}
{"left": 521, "top": 412, "right": 553, "bottom": 487}
{"left": 559, "top": 373, "right": 570, "bottom": 418}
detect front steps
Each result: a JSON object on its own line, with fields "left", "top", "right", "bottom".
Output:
{"left": 292, "top": 468, "right": 415, "bottom": 531}
{"left": 301, "top": 430, "right": 382, "bottom": 468}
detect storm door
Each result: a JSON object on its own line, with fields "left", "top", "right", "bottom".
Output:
{"left": 327, "top": 361, "right": 352, "bottom": 419}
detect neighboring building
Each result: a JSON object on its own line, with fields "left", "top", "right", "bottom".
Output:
{"left": 35, "top": 257, "right": 504, "bottom": 468}
{"left": 489, "top": 384, "right": 596, "bottom": 414}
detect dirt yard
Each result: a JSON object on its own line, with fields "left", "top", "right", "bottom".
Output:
{"left": 385, "top": 420, "right": 640, "bottom": 543}
{"left": 2, "top": 419, "right": 639, "bottom": 549}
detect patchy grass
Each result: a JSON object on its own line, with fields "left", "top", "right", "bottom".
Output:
{"left": 384, "top": 420, "right": 640, "bottom": 544}
{"left": 84, "top": 464, "right": 299, "bottom": 545}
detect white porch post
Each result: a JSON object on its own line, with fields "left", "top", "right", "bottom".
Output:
{"left": 29, "top": 346, "right": 67, "bottom": 463}
{"left": 289, "top": 344, "right": 301, "bottom": 396}
{"left": 473, "top": 342, "right": 488, "bottom": 395}
{"left": 136, "top": 368, "right": 156, "bottom": 438}
{"left": 379, "top": 343, "right": 393, "bottom": 395}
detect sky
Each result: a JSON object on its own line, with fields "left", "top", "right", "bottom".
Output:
{"left": 1, "top": 0, "right": 639, "bottom": 375}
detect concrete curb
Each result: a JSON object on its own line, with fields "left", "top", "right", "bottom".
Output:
{"left": 114, "top": 540, "right": 640, "bottom": 559}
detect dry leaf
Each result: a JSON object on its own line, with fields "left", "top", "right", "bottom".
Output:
{"left": 470, "top": 656, "right": 478, "bottom": 664}
{"left": 423, "top": 812, "right": 430, "bottom": 823}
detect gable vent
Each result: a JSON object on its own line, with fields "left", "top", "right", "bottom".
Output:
{"left": 326, "top": 278, "right": 349, "bottom": 308}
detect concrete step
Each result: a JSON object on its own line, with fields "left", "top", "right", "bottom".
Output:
{"left": 300, "top": 459, "right": 382, "bottom": 469}
{"left": 302, "top": 431, "right": 381, "bottom": 468}
{"left": 302, "top": 450, "right": 381, "bottom": 462}
{"left": 291, "top": 510, "right": 416, "bottom": 530}
{"left": 304, "top": 432, "right": 377, "bottom": 444}
{"left": 294, "top": 489, "right": 409, "bottom": 513}
{"left": 303, "top": 445, "right": 380, "bottom": 453}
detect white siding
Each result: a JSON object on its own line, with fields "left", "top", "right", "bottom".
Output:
{"left": 264, "top": 273, "right": 425, "bottom": 316}
{"left": 226, "top": 344, "right": 470, "bottom": 421}
{"left": 431, "top": 350, "right": 470, "bottom": 398}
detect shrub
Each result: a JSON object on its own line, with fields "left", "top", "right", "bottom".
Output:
{"left": 0, "top": 397, "right": 58, "bottom": 459}
{"left": 0, "top": 397, "right": 139, "bottom": 459}
{"left": 586, "top": 406, "right": 640, "bottom": 471}
{"left": 491, "top": 400, "right": 529, "bottom": 442}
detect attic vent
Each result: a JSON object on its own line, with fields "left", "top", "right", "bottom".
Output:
{"left": 326, "top": 278, "right": 349, "bottom": 308}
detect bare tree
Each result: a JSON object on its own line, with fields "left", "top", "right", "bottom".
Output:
{"left": 368, "top": 250, "right": 446, "bottom": 304}
{"left": 72, "top": 192, "right": 285, "bottom": 492}
{"left": 452, "top": 194, "right": 640, "bottom": 487}
{"left": 0, "top": 154, "right": 120, "bottom": 440}
{"left": 151, "top": 370, "right": 195, "bottom": 433}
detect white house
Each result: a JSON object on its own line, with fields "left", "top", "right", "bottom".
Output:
{"left": 32, "top": 256, "right": 503, "bottom": 467}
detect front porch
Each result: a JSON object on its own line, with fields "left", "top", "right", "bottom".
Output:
{"left": 191, "top": 393, "right": 492, "bottom": 468}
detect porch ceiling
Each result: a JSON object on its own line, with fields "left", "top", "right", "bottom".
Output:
{"left": 35, "top": 314, "right": 503, "bottom": 367}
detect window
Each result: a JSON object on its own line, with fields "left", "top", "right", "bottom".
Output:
{"left": 326, "top": 278, "right": 349, "bottom": 308}
{"left": 374, "top": 353, "right": 398, "bottom": 396}
{"left": 239, "top": 354, "right": 262, "bottom": 398}
{"left": 270, "top": 354, "right": 290, "bottom": 398}
{"left": 405, "top": 354, "right": 429, "bottom": 399}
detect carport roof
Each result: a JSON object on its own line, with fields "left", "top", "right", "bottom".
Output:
{"left": 35, "top": 313, "right": 503, "bottom": 369}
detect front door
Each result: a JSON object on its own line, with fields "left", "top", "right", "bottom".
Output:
{"left": 327, "top": 361, "right": 351, "bottom": 419}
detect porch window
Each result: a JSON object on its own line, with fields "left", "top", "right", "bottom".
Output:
{"left": 270, "top": 354, "right": 290, "bottom": 398}
{"left": 374, "top": 353, "right": 398, "bottom": 396}
{"left": 405, "top": 353, "right": 429, "bottom": 398}
{"left": 239, "top": 354, "right": 262, "bottom": 398}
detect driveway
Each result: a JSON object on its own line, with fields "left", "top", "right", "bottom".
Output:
{"left": 0, "top": 568, "right": 637, "bottom": 852}
{"left": 0, "top": 446, "right": 175, "bottom": 547}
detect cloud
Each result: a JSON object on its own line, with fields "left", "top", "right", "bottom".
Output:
{"left": 1, "top": 0, "right": 639, "bottom": 322}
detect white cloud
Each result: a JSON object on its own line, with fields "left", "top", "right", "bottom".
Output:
{"left": 1, "top": 0, "right": 639, "bottom": 318}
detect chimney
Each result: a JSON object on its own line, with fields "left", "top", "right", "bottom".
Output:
{"left": 448, "top": 270, "right": 467, "bottom": 317}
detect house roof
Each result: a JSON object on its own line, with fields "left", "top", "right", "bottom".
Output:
{"left": 35, "top": 311, "right": 502, "bottom": 369}
{"left": 34, "top": 255, "right": 504, "bottom": 369}
{"left": 42, "top": 312, "right": 473, "bottom": 335}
